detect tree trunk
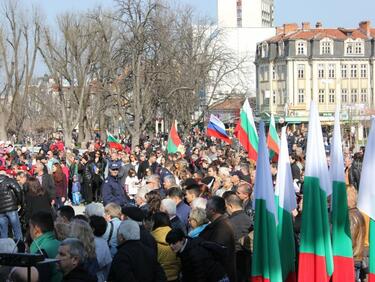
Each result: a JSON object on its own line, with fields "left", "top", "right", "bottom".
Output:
{"left": 131, "top": 131, "right": 140, "bottom": 151}
{"left": 0, "top": 111, "right": 7, "bottom": 141}
{"left": 64, "top": 129, "right": 73, "bottom": 149}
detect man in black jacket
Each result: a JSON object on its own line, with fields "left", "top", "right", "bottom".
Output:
{"left": 35, "top": 162, "right": 56, "bottom": 205}
{"left": 0, "top": 173, "right": 24, "bottom": 240}
{"left": 225, "top": 194, "right": 252, "bottom": 282}
{"left": 56, "top": 238, "right": 97, "bottom": 282}
{"left": 166, "top": 228, "right": 229, "bottom": 282}
{"left": 108, "top": 220, "right": 166, "bottom": 282}
{"left": 200, "top": 196, "right": 237, "bottom": 282}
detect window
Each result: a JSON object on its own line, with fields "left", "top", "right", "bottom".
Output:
{"left": 296, "top": 40, "right": 306, "bottom": 55}
{"left": 318, "top": 89, "right": 325, "bottom": 103}
{"left": 272, "top": 90, "right": 277, "bottom": 104}
{"left": 351, "top": 65, "right": 357, "bottom": 78}
{"left": 297, "top": 64, "right": 305, "bottom": 79}
{"left": 236, "top": 0, "right": 242, "bottom": 27}
{"left": 318, "top": 64, "right": 325, "bottom": 78}
{"left": 361, "top": 64, "right": 367, "bottom": 78}
{"left": 361, "top": 88, "right": 367, "bottom": 103}
{"left": 280, "top": 90, "right": 285, "bottom": 104}
{"left": 329, "top": 89, "right": 335, "bottom": 103}
{"left": 345, "top": 39, "right": 364, "bottom": 55}
{"left": 328, "top": 64, "right": 335, "bottom": 78}
{"left": 264, "top": 66, "right": 269, "bottom": 80}
{"left": 298, "top": 89, "right": 305, "bottom": 103}
{"left": 341, "top": 89, "right": 348, "bottom": 103}
{"left": 278, "top": 42, "right": 284, "bottom": 56}
{"left": 272, "top": 65, "right": 276, "bottom": 80}
{"left": 261, "top": 43, "right": 268, "bottom": 58}
{"left": 341, "top": 64, "right": 347, "bottom": 78}
{"left": 351, "top": 89, "right": 358, "bottom": 103}
{"left": 320, "top": 38, "right": 333, "bottom": 55}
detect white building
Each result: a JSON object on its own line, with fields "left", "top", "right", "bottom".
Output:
{"left": 211, "top": 0, "right": 276, "bottom": 103}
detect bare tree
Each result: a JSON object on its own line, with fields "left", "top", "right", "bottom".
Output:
{"left": 0, "top": 1, "right": 40, "bottom": 140}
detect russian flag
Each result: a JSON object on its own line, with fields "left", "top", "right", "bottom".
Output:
{"left": 207, "top": 114, "right": 232, "bottom": 144}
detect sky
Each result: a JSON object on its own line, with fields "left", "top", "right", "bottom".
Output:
{"left": 28, "top": 0, "right": 375, "bottom": 29}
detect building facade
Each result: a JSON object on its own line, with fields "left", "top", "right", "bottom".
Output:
{"left": 255, "top": 21, "right": 375, "bottom": 125}
{"left": 218, "top": 0, "right": 274, "bottom": 28}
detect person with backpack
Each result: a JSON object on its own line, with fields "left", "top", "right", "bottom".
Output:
{"left": 166, "top": 228, "right": 229, "bottom": 282}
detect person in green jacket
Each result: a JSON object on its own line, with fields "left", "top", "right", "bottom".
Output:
{"left": 29, "top": 211, "right": 62, "bottom": 282}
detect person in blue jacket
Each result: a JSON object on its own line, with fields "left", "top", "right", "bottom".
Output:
{"left": 101, "top": 163, "right": 129, "bottom": 208}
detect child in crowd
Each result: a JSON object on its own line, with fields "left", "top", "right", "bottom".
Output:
{"left": 72, "top": 174, "right": 81, "bottom": 205}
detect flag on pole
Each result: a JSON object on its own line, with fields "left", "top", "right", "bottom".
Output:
{"left": 298, "top": 101, "right": 333, "bottom": 282}
{"left": 106, "top": 131, "right": 123, "bottom": 151}
{"left": 275, "top": 126, "right": 297, "bottom": 282}
{"left": 236, "top": 99, "right": 258, "bottom": 161}
{"left": 206, "top": 114, "right": 232, "bottom": 144}
{"left": 358, "top": 117, "right": 375, "bottom": 282}
{"left": 331, "top": 108, "right": 354, "bottom": 282}
{"left": 267, "top": 114, "right": 280, "bottom": 159}
{"left": 167, "top": 120, "right": 183, "bottom": 154}
{"left": 251, "top": 121, "right": 282, "bottom": 282}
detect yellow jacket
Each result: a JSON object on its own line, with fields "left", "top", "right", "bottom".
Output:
{"left": 151, "top": 226, "right": 181, "bottom": 281}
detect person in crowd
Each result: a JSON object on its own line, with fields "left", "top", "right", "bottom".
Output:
{"left": 166, "top": 228, "right": 229, "bottom": 282}
{"left": 225, "top": 194, "right": 252, "bottom": 282}
{"left": 46, "top": 151, "right": 58, "bottom": 174}
{"left": 92, "top": 150, "right": 105, "bottom": 202}
{"left": 121, "top": 206, "right": 157, "bottom": 254}
{"left": 151, "top": 212, "right": 181, "bottom": 282}
{"left": 56, "top": 206, "right": 75, "bottom": 224}
{"left": 188, "top": 208, "right": 209, "bottom": 238}
{"left": 191, "top": 197, "right": 208, "bottom": 210}
{"left": 0, "top": 238, "right": 18, "bottom": 280}
{"left": 163, "top": 175, "right": 177, "bottom": 190}
{"left": 145, "top": 190, "right": 162, "bottom": 215}
{"left": 52, "top": 163, "right": 68, "bottom": 208}
{"left": 146, "top": 174, "right": 166, "bottom": 198}
{"left": 125, "top": 168, "right": 139, "bottom": 198}
{"left": 29, "top": 211, "right": 61, "bottom": 282}
{"left": 216, "top": 175, "right": 234, "bottom": 197}
{"left": 159, "top": 160, "right": 174, "bottom": 188}
{"left": 138, "top": 152, "right": 159, "bottom": 180}
{"left": 71, "top": 174, "right": 81, "bottom": 205}
{"left": 102, "top": 163, "right": 129, "bottom": 208}
{"left": 56, "top": 238, "right": 97, "bottom": 282}
{"left": 69, "top": 219, "right": 99, "bottom": 278}
{"left": 167, "top": 187, "right": 191, "bottom": 230}
{"left": 0, "top": 171, "right": 24, "bottom": 241}
{"left": 199, "top": 196, "right": 237, "bottom": 282}
{"left": 34, "top": 162, "right": 56, "bottom": 206}
{"left": 160, "top": 198, "right": 186, "bottom": 235}
{"left": 89, "top": 215, "right": 112, "bottom": 282}
{"left": 78, "top": 155, "right": 94, "bottom": 204}
{"left": 185, "top": 184, "right": 201, "bottom": 206}
{"left": 135, "top": 187, "right": 150, "bottom": 215}
{"left": 24, "top": 177, "right": 52, "bottom": 222}
{"left": 85, "top": 202, "right": 105, "bottom": 217}
{"left": 102, "top": 203, "right": 122, "bottom": 257}
{"left": 108, "top": 220, "right": 166, "bottom": 282}
{"left": 235, "top": 182, "right": 254, "bottom": 223}
{"left": 290, "top": 153, "right": 301, "bottom": 183}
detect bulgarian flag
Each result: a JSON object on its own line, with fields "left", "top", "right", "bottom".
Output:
{"left": 167, "top": 120, "right": 184, "bottom": 154}
{"left": 275, "top": 126, "right": 297, "bottom": 282}
{"left": 251, "top": 121, "right": 282, "bottom": 282}
{"left": 330, "top": 108, "right": 354, "bottom": 282}
{"left": 298, "top": 101, "right": 333, "bottom": 282}
{"left": 358, "top": 117, "right": 375, "bottom": 282}
{"left": 267, "top": 114, "right": 280, "bottom": 159}
{"left": 106, "top": 131, "right": 123, "bottom": 151}
{"left": 236, "top": 99, "right": 258, "bottom": 161}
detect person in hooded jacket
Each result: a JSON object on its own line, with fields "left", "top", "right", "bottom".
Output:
{"left": 101, "top": 163, "right": 129, "bottom": 208}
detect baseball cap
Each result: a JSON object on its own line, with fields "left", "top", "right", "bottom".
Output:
{"left": 122, "top": 206, "right": 145, "bottom": 222}
{"left": 109, "top": 163, "right": 120, "bottom": 170}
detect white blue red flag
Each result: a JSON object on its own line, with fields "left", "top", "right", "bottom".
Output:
{"left": 206, "top": 114, "right": 232, "bottom": 144}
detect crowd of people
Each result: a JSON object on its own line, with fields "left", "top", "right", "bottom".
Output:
{"left": 0, "top": 127, "right": 369, "bottom": 282}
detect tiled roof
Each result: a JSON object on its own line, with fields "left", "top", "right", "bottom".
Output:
{"left": 266, "top": 26, "right": 373, "bottom": 43}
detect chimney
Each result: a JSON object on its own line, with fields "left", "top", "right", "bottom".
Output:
{"left": 315, "top": 21, "right": 323, "bottom": 28}
{"left": 302, "top": 22, "right": 311, "bottom": 30}
{"left": 283, "top": 23, "right": 298, "bottom": 34}
{"left": 359, "top": 20, "right": 371, "bottom": 36}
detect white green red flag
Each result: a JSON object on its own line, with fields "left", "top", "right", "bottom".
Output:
{"left": 106, "top": 131, "right": 123, "bottom": 151}
{"left": 298, "top": 101, "right": 333, "bottom": 282}
{"left": 251, "top": 121, "right": 282, "bottom": 282}
{"left": 330, "top": 108, "right": 354, "bottom": 282}
{"left": 275, "top": 126, "right": 296, "bottom": 282}
{"left": 235, "top": 99, "right": 258, "bottom": 161}
{"left": 267, "top": 114, "right": 280, "bottom": 160}
{"left": 167, "top": 120, "right": 184, "bottom": 154}
{"left": 358, "top": 117, "right": 375, "bottom": 282}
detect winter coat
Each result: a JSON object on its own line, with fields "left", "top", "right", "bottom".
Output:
{"left": 101, "top": 175, "right": 128, "bottom": 207}
{"left": 24, "top": 191, "right": 52, "bottom": 222}
{"left": 199, "top": 215, "right": 237, "bottom": 282}
{"left": 0, "top": 174, "right": 24, "bottom": 213}
{"left": 53, "top": 172, "right": 67, "bottom": 198}
{"left": 41, "top": 173, "right": 56, "bottom": 200}
{"left": 178, "top": 237, "right": 227, "bottom": 282}
{"left": 108, "top": 240, "right": 167, "bottom": 282}
{"left": 152, "top": 226, "right": 181, "bottom": 281}
{"left": 63, "top": 265, "right": 97, "bottom": 282}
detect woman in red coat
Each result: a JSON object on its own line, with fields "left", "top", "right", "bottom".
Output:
{"left": 52, "top": 163, "right": 67, "bottom": 208}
